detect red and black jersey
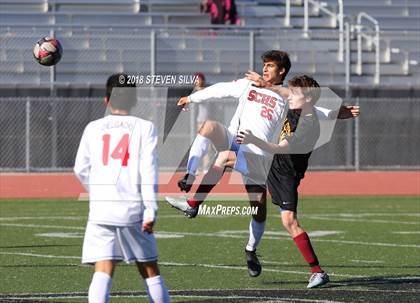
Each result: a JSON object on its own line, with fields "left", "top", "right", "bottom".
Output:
{"left": 269, "top": 108, "right": 320, "bottom": 178}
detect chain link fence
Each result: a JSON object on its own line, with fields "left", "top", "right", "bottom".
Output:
{"left": 1, "top": 96, "right": 419, "bottom": 172}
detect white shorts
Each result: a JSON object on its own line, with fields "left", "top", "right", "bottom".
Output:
{"left": 226, "top": 128, "right": 250, "bottom": 176}
{"left": 226, "top": 128, "right": 272, "bottom": 185}
{"left": 82, "top": 222, "right": 158, "bottom": 264}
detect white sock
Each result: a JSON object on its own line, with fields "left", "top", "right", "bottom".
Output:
{"left": 187, "top": 134, "right": 211, "bottom": 175}
{"left": 144, "top": 275, "right": 170, "bottom": 303}
{"left": 246, "top": 218, "right": 266, "bottom": 252}
{"left": 88, "top": 271, "right": 112, "bottom": 303}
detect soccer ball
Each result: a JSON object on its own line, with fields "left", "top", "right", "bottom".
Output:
{"left": 33, "top": 37, "right": 63, "bottom": 66}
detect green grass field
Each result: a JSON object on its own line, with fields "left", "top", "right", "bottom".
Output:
{"left": 0, "top": 196, "right": 419, "bottom": 302}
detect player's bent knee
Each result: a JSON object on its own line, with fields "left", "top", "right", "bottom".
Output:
{"left": 136, "top": 261, "right": 160, "bottom": 279}
{"left": 199, "top": 120, "right": 218, "bottom": 136}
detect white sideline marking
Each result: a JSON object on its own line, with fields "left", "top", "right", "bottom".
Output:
{"left": 35, "top": 232, "right": 84, "bottom": 238}
{"left": 303, "top": 213, "right": 420, "bottom": 218}
{"left": 0, "top": 293, "right": 345, "bottom": 303}
{"left": 35, "top": 231, "right": 184, "bottom": 239}
{"left": 350, "top": 259, "right": 385, "bottom": 264}
{"left": 160, "top": 262, "right": 364, "bottom": 278}
{"left": 2, "top": 286, "right": 420, "bottom": 301}
{"left": 2, "top": 222, "right": 418, "bottom": 248}
{"left": 0, "top": 252, "right": 79, "bottom": 259}
{"left": 0, "top": 216, "right": 84, "bottom": 221}
{"left": 0, "top": 251, "right": 363, "bottom": 278}
{"left": 392, "top": 231, "right": 420, "bottom": 234}
{"left": 0, "top": 223, "right": 84, "bottom": 230}
{"left": 303, "top": 216, "right": 420, "bottom": 225}
{"left": 313, "top": 239, "right": 420, "bottom": 249}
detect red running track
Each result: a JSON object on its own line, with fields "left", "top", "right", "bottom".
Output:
{"left": 0, "top": 171, "right": 419, "bottom": 199}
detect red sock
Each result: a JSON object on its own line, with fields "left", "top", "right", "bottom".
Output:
{"left": 187, "top": 198, "right": 201, "bottom": 208}
{"left": 189, "top": 165, "right": 224, "bottom": 207}
{"left": 293, "top": 232, "right": 323, "bottom": 273}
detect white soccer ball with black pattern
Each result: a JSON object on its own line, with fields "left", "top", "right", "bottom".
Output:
{"left": 33, "top": 37, "right": 63, "bottom": 66}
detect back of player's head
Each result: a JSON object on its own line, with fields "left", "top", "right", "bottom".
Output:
{"left": 194, "top": 72, "right": 205, "bottom": 82}
{"left": 105, "top": 73, "right": 137, "bottom": 111}
{"left": 288, "top": 74, "right": 321, "bottom": 105}
{"left": 261, "top": 50, "right": 291, "bottom": 80}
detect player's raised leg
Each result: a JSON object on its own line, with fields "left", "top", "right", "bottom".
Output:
{"left": 166, "top": 150, "right": 236, "bottom": 218}
{"left": 179, "top": 120, "right": 229, "bottom": 192}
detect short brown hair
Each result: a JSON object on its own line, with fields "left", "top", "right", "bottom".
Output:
{"left": 288, "top": 74, "right": 321, "bottom": 104}
{"left": 261, "top": 50, "right": 291, "bottom": 81}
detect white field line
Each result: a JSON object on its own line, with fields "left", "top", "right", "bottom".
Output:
{"left": 1, "top": 222, "right": 418, "bottom": 248}
{"left": 350, "top": 259, "right": 385, "bottom": 264}
{"left": 0, "top": 293, "right": 345, "bottom": 303}
{"left": 0, "top": 216, "right": 84, "bottom": 221}
{"left": 392, "top": 231, "right": 420, "bottom": 234}
{"left": 0, "top": 223, "right": 84, "bottom": 230}
{"left": 302, "top": 213, "right": 420, "bottom": 218}
{"left": 0, "top": 252, "right": 80, "bottom": 259}
{"left": 2, "top": 286, "right": 420, "bottom": 301}
{"left": 153, "top": 262, "right": 365, "bottom": 278}
{"left": 1, "top": 213, "right": 420, "bottom": 221}
{"left": 0, "top": 251, "right": 364, "bottom": 278}
{"left": 302, "top": 215, "right": 420, "bottom": 225}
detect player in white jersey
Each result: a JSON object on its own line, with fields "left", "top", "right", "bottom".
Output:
{"left": 74, "top": 74, "right": 170, "bottom": 303}
{"left": 166, "top": 51, "right": 332, "bottom": 218}
{"left": 165, "top": 51, "right": 359, "bottom": 280}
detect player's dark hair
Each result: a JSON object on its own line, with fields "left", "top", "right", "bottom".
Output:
{"left": 105, "top": 73, "right": 137, "bottom": 111}
{"left": 288, "top": 74, "right": 321, "bottom": 105}
{"left": 261, "top": 50, "right": 291, "bottom": 81}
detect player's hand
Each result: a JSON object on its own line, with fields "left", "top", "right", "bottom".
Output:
{"left": 236, "top": 129, "right": 255, "bottom": 144}
{"left": 245, "top": 70, "right": 267, "bottom": 88}
{"left": 177, "top": 96, "right": 190, "bottom": 111}
{"left": 338, "top": 105, "right": 360, "bottom": 119}
{"left": 142, "top": 220, "right": 155, "bottom": 234}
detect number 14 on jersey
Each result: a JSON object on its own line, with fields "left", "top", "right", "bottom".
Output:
{"left": 102, "top": 134, "right": 130, "bottom": 166}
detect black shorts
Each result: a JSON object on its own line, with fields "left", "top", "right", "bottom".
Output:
{"left": 267, "top": 170, "right": 301, "bottom": 212}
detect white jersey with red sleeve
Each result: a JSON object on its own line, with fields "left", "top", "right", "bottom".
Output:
{"left": 74, "top": 115, "right": 158, "bottom": 226}
{"left": 189, "top": 78, "right": 288, "bottom": 155}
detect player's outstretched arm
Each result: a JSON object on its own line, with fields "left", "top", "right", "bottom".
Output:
{"left": 316, "top": 105, "right": 360, "bottom": 120}
{"left": 245, "top": 70, "right": 290, "bottom": 99}
{"left": 338, "top": 105, "right": 360, "bottom": 119}
{"left": 177, "top": 96, "right": 190, "bottom": 111}
{"left": 236, "top": 129, "right": 289, "bottom": 154}
{"left": 182, "top": 78, "right": 250, "bottom": 107}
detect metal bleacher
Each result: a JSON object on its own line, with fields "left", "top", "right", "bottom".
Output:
{"left": 0, "top": 0, "right": 419, "bottom": 88}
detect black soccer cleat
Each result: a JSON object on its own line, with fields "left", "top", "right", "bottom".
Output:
{"left": 245, "top": 249, "right": 262, "bottom": 277}
{"left": 177, "top": 173, "right": 196, "bottom": 193}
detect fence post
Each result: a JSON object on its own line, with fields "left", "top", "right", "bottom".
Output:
{"left": 50, "top": 29, "right": 58, "bottom": 169}
{"left": 338, "top": 0, "right": 344, "bottom": 62}
{"left": 303, "top": 0, "right": 309, "bottom": 38}
{"left": 284, "top": 0, "right": 291, "bottom": 27}
{"left": 354, "top": 98, "right": 360, "bottom": 170}
{"left": 25, "top": 97, "right": 31, "bottom": 172}
{"left": 150, "top": 30, "right": 156, "bottom": 77}
{"left": 249, "top": 31, "right": 255, "bottom": 71}
{"left": 345, "top": 22, "right": 351, "bottom": 88}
